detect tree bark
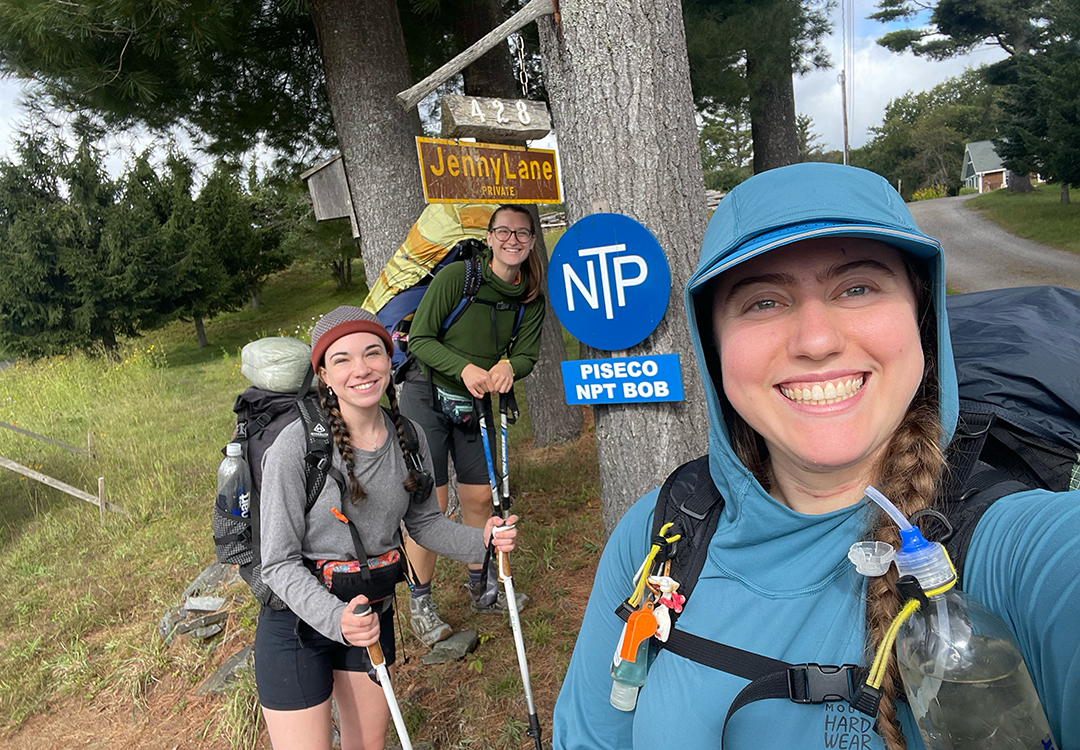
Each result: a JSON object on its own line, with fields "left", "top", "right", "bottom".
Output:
{"left": 522, "top": 205, "right": 583, "bottom": 446}
{"left": 309, "top": 0, "right": 427, "bottom": 289}
{"left": 746, "top": 41, "right": 799, "bottom": 173}
{"left": 194, "top": 316, "right": 207, "bottom": 349}
{"left": 1062, "top": 182, "right": 1071, "bottom": 204}
{"left": 538, "top": 1, "right": 709, "bottom": 534}
{"left": 455, "top": 0, "right": 519, "bottom": 99}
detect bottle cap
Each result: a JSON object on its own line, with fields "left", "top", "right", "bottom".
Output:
{"left": 226, "top": 443, "right": 242, "bottom": 457}
{"left": 848, "top": 541, "right": 896, "bottom": 576}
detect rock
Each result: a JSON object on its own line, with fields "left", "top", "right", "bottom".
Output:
{"left": 194, "top": 623, "right": 225, "bottom": 640}
{"left": 420, "top": 630, "right": 479, "bottom": 665}
{"left": 182, "top": 562, "right": 232, "bottom": 599}
{"left": 185, "top": 595, "right": 227, "bottom": 612}
{"left": 195, "top": 646, "right": 254, "bottom": 696}
{"left": 175, "top": 611, "right": 229, "bottom": 635}
{"left": 158, "top": 605, "right": 186, "bottom": 645}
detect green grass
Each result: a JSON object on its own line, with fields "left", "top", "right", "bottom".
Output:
{"left": 0, "top": 244, "right": 600, "bottom": 748}
{"left": 967, "top": 184, "right": 1080, "bottom": 254}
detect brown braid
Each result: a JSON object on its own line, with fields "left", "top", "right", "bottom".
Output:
{"left": 384, "top": 383, "right": 419, "bottom": 494}
{"left": 725, "top": 255, "right": 944, "bottom": 750}
{"left": 317, "top": 379, "right": 367, "bottom": 505}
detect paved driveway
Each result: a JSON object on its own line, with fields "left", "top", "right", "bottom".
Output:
{"left": 908, "top": 195, "right": 1080, "bottom": 292}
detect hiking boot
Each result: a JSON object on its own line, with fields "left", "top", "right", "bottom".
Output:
{"left": 409, "top": 593, "right": 453, "bottom": 647}
{"left": 467, "top": 582, "right": 529, "bottom": 614}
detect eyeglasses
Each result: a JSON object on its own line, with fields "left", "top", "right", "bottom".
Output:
{"left": 491, "top": 227, "right": 535, "bottom": 242}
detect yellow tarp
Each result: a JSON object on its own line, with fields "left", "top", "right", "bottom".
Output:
{"left": 363, "top": 203, "right": 495, "bottom": 313}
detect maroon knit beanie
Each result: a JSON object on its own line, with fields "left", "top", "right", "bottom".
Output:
{"left": 310, "top": 306, "right": 392, "bottom": 369}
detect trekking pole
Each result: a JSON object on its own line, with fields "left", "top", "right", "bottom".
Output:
{"left": 476, "top": 394, "right": 503, "bottom": 514}
{"left": 499, "top": 387, "right": 519, "bottom": 510}
{"left": 495, "top": 388, "right": 542, "bottom": 750}
{"left": 352, "top": 603, "right": 414, "bottom": 750}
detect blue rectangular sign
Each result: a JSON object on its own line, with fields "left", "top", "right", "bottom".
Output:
{"left": 561, "top": 354, "right": 684, "bottom": 405}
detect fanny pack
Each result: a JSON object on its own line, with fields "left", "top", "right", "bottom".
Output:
{"left": 435, "top": 385, "right": 475, "bottom": 426}
{"left": 313, "top": 549, "right": 403, "bottom": 605}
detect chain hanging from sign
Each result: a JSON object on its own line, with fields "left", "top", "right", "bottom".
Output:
{"left": 512, "top": 33, "right": 530, "bottom": 98}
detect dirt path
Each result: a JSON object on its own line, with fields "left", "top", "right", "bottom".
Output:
{"left": 908, "top": 195, "right": 1080, "bottom": 293}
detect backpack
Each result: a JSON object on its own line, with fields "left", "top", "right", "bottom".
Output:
{"left": 619, "top": 285, "right": 1080, "bottom": 731}
{"left": 362, "top": 203, "right": 499, "bottom": 377}
{"left": 212, "top": 366, "right": 427, "bottom": 610}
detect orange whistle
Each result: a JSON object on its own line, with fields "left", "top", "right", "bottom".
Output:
{"left": 619, "top": 601, "right": 657, "bottom": 662}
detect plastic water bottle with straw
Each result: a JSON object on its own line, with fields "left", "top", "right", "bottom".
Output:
{"left": 863, "top": 487, "right": 1057, "bottom": 750}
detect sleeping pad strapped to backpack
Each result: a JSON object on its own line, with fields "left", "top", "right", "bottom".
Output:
{"left": 622, "top": 285, "right": 1080, "bottom": 728}
{"left": 362, "top": 203, "right": 497, "bottom": 378}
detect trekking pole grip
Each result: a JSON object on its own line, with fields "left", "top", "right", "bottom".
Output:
{"left": 499, "top": 549, "right": 512, "bottom": 579}
{"left": 353, "top": 603, "right": 387, "bottom": 667}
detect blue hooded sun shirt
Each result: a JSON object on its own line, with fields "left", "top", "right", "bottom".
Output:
{"left": 552, "top": 163, "right": 1080, "bottom": 750}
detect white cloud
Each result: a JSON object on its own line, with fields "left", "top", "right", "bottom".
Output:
{"left": 794, "top": 4, "right": 1007, "bottom": 151}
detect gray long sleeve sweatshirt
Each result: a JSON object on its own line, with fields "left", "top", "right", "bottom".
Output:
{"left": 259, "top": 411, "right": 485, "bottom": 644}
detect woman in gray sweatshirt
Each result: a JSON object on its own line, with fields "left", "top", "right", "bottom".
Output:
{"left": 255, "top": 305, "right": 518, "bottom": 750}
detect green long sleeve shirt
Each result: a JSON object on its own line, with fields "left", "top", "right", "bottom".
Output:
{"left": 407, "top": 253, "right": 545, "bottom": 395}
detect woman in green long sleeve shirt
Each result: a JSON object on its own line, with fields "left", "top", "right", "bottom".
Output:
{"left": 399, "top": 204, "right": 545, "bottom": 646}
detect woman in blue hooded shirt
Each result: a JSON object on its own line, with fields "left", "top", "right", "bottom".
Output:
{"left": 552, "top": 163, "right": 1080, "bottom": 750}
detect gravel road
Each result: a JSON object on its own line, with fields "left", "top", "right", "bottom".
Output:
{"left": 908, "top": 194, "right": 1080, "bottom": 293}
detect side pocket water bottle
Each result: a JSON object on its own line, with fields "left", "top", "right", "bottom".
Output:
{"left": 610, "top": 603, "right": 657, "bottom": 711}
{"left": 216, "top": 443, "right": 252, "bottom": 518}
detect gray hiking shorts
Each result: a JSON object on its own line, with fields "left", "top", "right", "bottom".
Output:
{"left": 399, "top": 379, "right": 489, "bottom": 487}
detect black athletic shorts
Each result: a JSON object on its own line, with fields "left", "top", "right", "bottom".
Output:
{"left": 254, "top": 603, "right": 396, "bottom": 711}
{"left": 399, "top": 378, "right": 490, "bottom": 486}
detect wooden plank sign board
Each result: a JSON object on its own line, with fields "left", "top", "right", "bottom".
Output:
{"left": 441, "top": 95, "right": 552, "bottom": 141}
{"left": 416, "top": 137, "right": 561, "bottom": 204}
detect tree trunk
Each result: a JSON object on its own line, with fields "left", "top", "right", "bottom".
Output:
{"left": 455, "top": 0, "right": 519, "bottom": 99}
{"left": 523, "top": 205, "right": 583, "bottom": 446}
{"left": 250, "top": 290, "right": 260, "bottom": 310}
{"left": 1007, "top": 170, "right": 1033, "bottom": 193}
{"left": 538, "top": 1, "right": 710, "bottom": 534}
{"left": 746, "top": 42, "right": 799, "bottom": 174}
{"left": 1062, "top": 182, "right": 1070, "bottom": 204}
{"left": 309, "top": 0, "right": 426, "bottom": 289}
{"left": 195, "top": 316, "right": 207, "bottom": 349}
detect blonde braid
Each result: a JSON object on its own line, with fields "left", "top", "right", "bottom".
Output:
{"left": 318, "top": 380, "right": 367, "bottom": 505}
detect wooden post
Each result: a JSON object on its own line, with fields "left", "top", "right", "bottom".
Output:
{"left": 98, "top": 477, "right": 105, "bottom": 524}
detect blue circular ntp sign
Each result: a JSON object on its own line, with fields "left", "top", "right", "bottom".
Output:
{"left": 548, "top": 213, "right": 671, "bottom": 351}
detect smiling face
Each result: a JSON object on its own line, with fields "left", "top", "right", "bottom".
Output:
{"left": 712, "top": 238, "right": 924, "bottom": 493}
{"left": 317, "top": 331, "right": 391, "bottom": 415}
{"left": 487, "top": 207, "right": 535, "bottom": 279}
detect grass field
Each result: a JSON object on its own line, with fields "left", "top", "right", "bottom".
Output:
{"left": 0, "top": 252, "right": 599, "bottom": 749}
{"left": 967, "top": 184, "right": 1080, "bottom": 254}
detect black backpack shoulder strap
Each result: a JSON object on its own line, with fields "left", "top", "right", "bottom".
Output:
{"left": 936, "top": 462, "right": 1029, "bottom": 588}
{"left": 651, "top": 455, "right": 726, "bottom": 603}
{"left": 294, "top": 368, "right": 346, "bottom": 512}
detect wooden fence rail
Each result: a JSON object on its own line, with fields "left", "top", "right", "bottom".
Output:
{"left": 0, "top": 421, "right": 92, "bottom": 456}
{"left": 0, "top": 422, "right": 124, "bottom": 518}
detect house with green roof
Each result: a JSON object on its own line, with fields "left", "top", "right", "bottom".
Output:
{"left": 961, "top": 140, "right": 1006, "bottom": 193}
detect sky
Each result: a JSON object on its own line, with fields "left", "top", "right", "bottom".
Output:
{"left": 793, "top": 0, "right": 1007, "bottom": 152}
{"left": 0, "top": 2, "right": 1008, "bottom": 168}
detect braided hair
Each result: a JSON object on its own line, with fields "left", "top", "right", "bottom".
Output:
{"left": 316, "top": 378, "right": 423, "bottom": 505}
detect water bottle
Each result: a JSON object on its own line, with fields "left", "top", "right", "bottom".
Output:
{"left": 216, "top": 443, "right": 252, "bottom": 518}
{"left": 863, "top": 487, "right": 1058, "bottom": 750}
{"left": 609, "top": 604, "right": 657, "bottom": 711}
